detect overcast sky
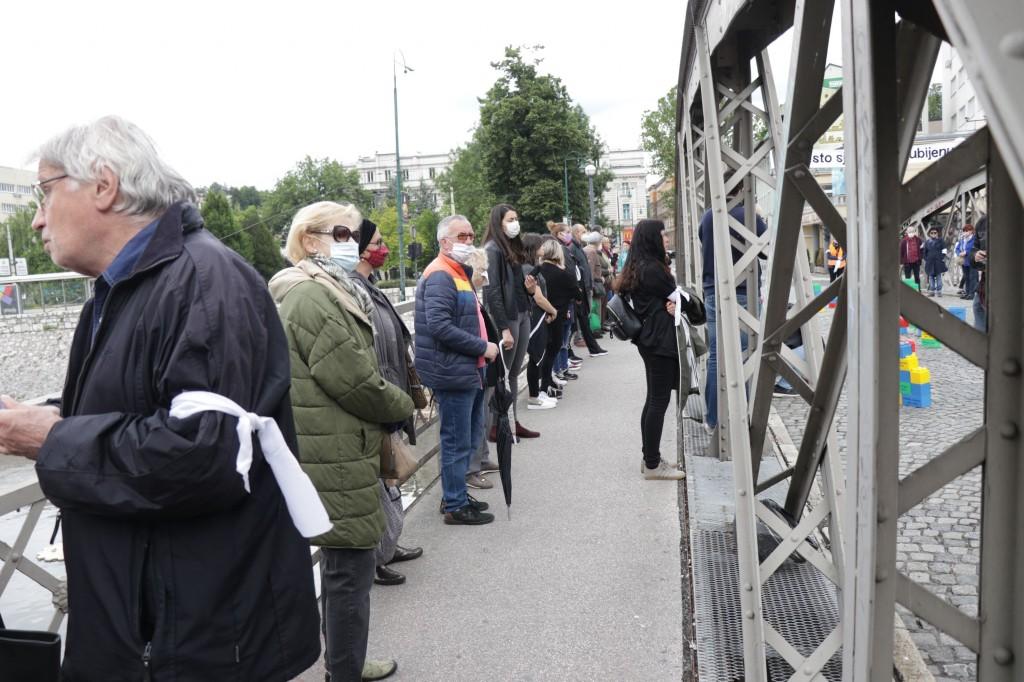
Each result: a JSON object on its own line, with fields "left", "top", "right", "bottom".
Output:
{"left": 3, "top": 0, "right": 690, "bottom": 189}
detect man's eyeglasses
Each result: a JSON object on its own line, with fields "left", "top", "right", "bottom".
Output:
{"left": 31, "top": 174, "right": 69, "bottom": 208}
{"left": 309, "top": 225, "right": 353, "bottom": 242}
{"left": 447, "top": 231, "right": 474, "bottom": 243}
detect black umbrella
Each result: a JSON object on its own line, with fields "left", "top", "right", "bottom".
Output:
{"left": 491, "top": 351, "right": 515, "bottom": 519}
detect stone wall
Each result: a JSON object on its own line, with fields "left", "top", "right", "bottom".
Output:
{"left": 0, "top": 308, "right": 80, "bottom": 401}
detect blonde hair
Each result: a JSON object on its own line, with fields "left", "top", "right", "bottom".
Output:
{"left": 284, "top": 201, "right": 362, "bottom": 264}
{"left": 538, "top": 238, "right": 564, "bottom": 266}
{"left": 546, "top": 220, "right": 568, "bottom": 236}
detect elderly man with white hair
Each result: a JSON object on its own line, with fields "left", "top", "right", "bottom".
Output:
{"left": 0, "top": 116, "right": 321, "bottom": 681}
{"left": 414, "top": 215, "right": 500, "bottom": 525}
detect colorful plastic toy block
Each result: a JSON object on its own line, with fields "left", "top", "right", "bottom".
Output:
{"left": 920, "top": 331, "right": 942, "bottom": 349}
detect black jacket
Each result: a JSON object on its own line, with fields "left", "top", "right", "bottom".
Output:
{"left": 627, "top": 260, "right": 706, "bottom": 358}
{"left": 35, "top": 204, "right": 320, "bottom": 681}
{"left": 482, "top": 241, "right": 528, "bottom": 332}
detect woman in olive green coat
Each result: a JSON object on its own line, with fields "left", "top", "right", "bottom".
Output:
{"left": 269, "top": 201, "right": 413, "bottom": 682}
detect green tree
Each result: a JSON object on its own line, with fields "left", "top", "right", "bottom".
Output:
{"left": 262, "top": 157, "right": 372, "bottom": 238}
{"left": 237, "top": 205, "right": 285, "bottom": 280}
{"left": 202, "top": 190, "right": 254, "bottom": 262}
{"left": 928, "top": 83, "right": 942, "bottom": 122}
{"left": 641, "top": 85, "right": 677, "bottom": 184}
{"left": 469, "top": 46, "right": 607, "bottom": 232}
{"left": 3, "top": 207, "right": 60, "bottom": 275}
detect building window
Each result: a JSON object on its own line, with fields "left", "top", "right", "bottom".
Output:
{"left": 429, "top": 167, "right": 436, "bottom": 179}
{"left": 620, "top": 182, "right": 632, "bottom": 197}
{"left": 366, "top": 171, "right": 374, "bottom": 184}
{"left": 1, "top": 203, "right": 19, "bottom": 214}
{"left": 385, "top": 170, "right": 392, "bottom": 182}
{"left": 16, "top": 185, "right": 31, "bottom": 195}
{"left": 402, "top": 169, "right": 409, "bottom": 181}
{"left": 0, "top": 183, "right": 15, "bottom": 193}
{"left": 622, "top": 204, "right": 631, "bottom": 222}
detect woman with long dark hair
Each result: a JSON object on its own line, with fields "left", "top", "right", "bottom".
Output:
{"left": 614, "top": 219, "right": 705, "bottom": 480}
{"left": 465, "top": 204, "right": 539, "bottom": 488}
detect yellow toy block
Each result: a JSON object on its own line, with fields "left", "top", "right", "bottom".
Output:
{"left": 921, "top": 331, "right": 936, "bottom": 340}
{"left": 899, "top": 355, "right": 919, "bottom": 371}
{"left": 910, "top": 367, "right": 930, "bottom": 384}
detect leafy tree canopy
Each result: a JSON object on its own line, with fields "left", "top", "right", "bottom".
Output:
{"left": 261, "top": 157, "right": 372, "bottom": 238}
{"left": 456, "top": 46, "right": 607, "bottom": 233}
{"left": 3, "top": 207, "right": 61, "bottom": 275}
{"left": 641, "top": 85, "right": 677, "bottom": 183}
{"left": 202, "top": 190, "right": 254, "bottom": 262}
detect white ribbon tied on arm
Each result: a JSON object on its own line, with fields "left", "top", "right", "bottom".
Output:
{"left": 668, "top": 287, "right": 700, "bottom": 392}
{"left": 169, "top": 391, "right": 332, "bottom": 538}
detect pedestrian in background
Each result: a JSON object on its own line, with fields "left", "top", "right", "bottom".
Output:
{"left": 349, "top": 219, "right": 425, "bottom": 590}
{"left": 520, "top": 232, "right": 560, "bottom": 409}
{"left": 538, "top": 237, "right": 579, "bottom": 401}
{"left": 271, "top": 201, "right": 414, "bottom": 681}
{"left": 900, "top": 227, "right": 924, "bottom": 290}
{"left": 826, "top": 237, "right": 846, "bottom": 281}
{"left": 954, "top": 224, "right": 977, "bottom": 299}
{"left": 415, "top": 215, "right": 500, "bottom": 525}
{"left": 0, "top": 116, "right": 321, "bottom": 681}
{"left": 922, "top": 226, "right": 947, "bottom": 297}
{"left": 969, "top": 215, "right": 989, "bottom": 331}
{"left": 615, "top": 219, "right": 705, "bottom": 480}
{"left": 466, "top": 204, "right": 539, "bottom": 489}
{"left": 569, "top": 223, "right": 609, "bottom": 357}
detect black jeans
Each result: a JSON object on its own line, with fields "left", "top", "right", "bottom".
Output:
{"left": 321, "top": 547, "right": 375, "bottom": 682}
{"left": 574, "top": 299, "right": 602, "bottom": 353}
{"left": 639, "top": 348, "right": 679, "bottom": 469}
{"left": 541, "top": 313, "right": 565, "bottom": 393}
{"left": 902, "top": 262, "right": 921, "bottom": 289}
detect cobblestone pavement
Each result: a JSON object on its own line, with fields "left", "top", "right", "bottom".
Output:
{"left": 772, "top": 289, "right": 982, "bottom": 680}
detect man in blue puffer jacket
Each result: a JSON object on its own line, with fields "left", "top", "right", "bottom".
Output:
{"left": 415, "top": 215, "right": 500, "bottom": 525}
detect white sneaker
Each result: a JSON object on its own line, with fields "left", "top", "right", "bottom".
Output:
{"left": 643, "top": 461, "right": 685, "bottom": 480}
{"left": 528, "top": 393, "right": 557, "bottom": 410}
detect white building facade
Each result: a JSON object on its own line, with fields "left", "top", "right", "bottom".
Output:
{"left": 0, "top": 166, "right": 37, "bottom": 222}
{"left": 350, "top": 152, "right": 451, "bottom": 209}
{"left": 595, "top": 149, "right": 651, "bottom": 234}
{"left": 940, "top": 43, "right": 985, "bottom": 133}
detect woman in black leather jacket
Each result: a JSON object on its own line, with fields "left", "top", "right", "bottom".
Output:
{"left": 614, "top": 219, "right": 705, "bottom": 480}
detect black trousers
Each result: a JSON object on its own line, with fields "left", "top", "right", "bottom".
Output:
{"left": 541, "top": 313, "right": 565, "bottom": 393}
{"left": 321, "top": 547, "right": 375, "bottom": 682}
{"left": 639, "top": 348, "right": 679, "bottom": 468}
{"left": 574, "top": 299, "right": 602, "bottom": 353}
{"left": 902, "top": 262, "right": 921, "bottom": 288}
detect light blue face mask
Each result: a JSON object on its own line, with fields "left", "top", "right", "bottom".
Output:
{"left": 330, "top": 241, "right": 360, "bottom": 272}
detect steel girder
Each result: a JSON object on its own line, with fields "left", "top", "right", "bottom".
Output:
{"left": 841, "top": 2, "right": 1024, "bottom": 681}
{"left": 680, "top": 1, "right": 847, "bottom": 676}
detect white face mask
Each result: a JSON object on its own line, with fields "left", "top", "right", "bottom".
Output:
{"left": 504, "top": 220, "right": 521, "bottom": 239}
{"left": 449, "top": 243, "right": 475, "bottom": 264}
{"left": 330, "top": 240, "right": 360, "bottom": 272}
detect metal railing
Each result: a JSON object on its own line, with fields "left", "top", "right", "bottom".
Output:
{"left": 0, "top": 272, "right": 93, "bottom": 316}
{"left": 0, "top": 294, "right": 530, "bottom": 631}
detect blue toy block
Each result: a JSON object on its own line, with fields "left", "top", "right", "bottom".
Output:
{"left": 900, "top": 370, "right": 911, "bottom": 383}
{"left": 899, "top": 342, "right": 913, "bottom": 358}
{"left": 905, "top": 383, "right": 932, "bottom": 408}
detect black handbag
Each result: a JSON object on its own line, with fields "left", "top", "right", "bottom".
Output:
{"left": 607, "top": 293, "right": 643, "bottom": 341}
{"left": 0, "top": 615, "right": 62, "bottom": 682}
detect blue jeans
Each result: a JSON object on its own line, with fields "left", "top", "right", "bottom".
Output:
{"left": 928, "top": 273, "right": 942, "bottom": 294}
{"left": 434, "top": 379, "right": 486, "bottom": 513}
{"left": 704, "top": 288, "right": 749, "bottom": 428}
{"left": 775, "top": 344, "right": 806, "bottom": 391}
{"left": 556, "top": 306, "right": 573, "bottom": 372}
{"left": 973, "top": 290, "right": 987, "bottom": 332}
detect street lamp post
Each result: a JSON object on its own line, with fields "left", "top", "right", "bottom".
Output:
{"left": 393, "top": 52, "right": 413, "bottom": 301}
{"left": 585, "top": 163, "right": 597, "bottom": 229}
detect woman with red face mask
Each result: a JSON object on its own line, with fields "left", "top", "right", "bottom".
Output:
{"left": 350, "top": 218, "right": 425, "bottom": 594}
